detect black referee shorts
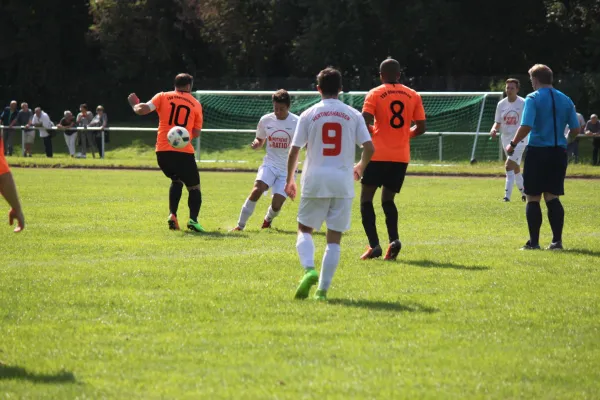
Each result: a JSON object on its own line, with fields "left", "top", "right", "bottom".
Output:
{"left": 156, "top": 151, "right": 200, "bottom": 187}
{"left": 361, "top": 161, "right": 408, "bottom": 193}
{"left": 523, "top": 146, "right": 567, "bottom": 196}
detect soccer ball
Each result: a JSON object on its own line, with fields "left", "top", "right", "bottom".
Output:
{"left": 167, "top": 126, "right": 190, "bottom": 149}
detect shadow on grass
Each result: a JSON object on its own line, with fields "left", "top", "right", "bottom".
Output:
{"left": 328, "top": 299, "right": 438, "bottom": 313}
{"left": 269, "top": 228, "right": 326, "bottom": 236}
{"left": 404, "top": 259, "right": 489, "bottom": 271}
{"left": 563, "top": 248, "right": 600, "bottom": 257}
{"left": 0, "top": 364, "right": 76, "bottom": 384}
{"left": 184, "top": 230, "right": 231, "bottom": 239}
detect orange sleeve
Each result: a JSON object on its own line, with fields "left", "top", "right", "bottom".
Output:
{"left": 362, "top": 90, "right": 377, "bottom": 115}
{"left": 194, "top": 103, "right": 203, "bottom": 130}
{"left": 150, "top": 92, "right": 163, "bottom": 112}
{"left": 0, "top": 141, "right": 9, "bottom": 175}
{"left": 412, "top": 93, "right": 426, "bottom": 121}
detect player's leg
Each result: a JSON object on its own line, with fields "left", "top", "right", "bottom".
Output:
{"left": 544, "top": 148, "right": 568, "bottom": 250}
{"left": 179, "top": 153, "right": 204, "bottom": 232}
{"left": 233, "top": 180, "right": 268, "bottom": 231}
{"left": 510, "top": 142, "right": 526, "bottom": 201}
{"left": 521, "top": 147, "right": 543, "bottom": 250}
{"left": 314, "top": 198, "right": 351, "bottom": 300}
{"left": 157, "top": 152, "right": 183, "bottom": 230}
{"left": 380, "top": 162, "right": 407, "bottom": 260}
{"left": 295, "top": 198, "right": 327, "bottom": 299}
{"left": 360, "top": 162, "right": 383, "bottom": 259}
{"left": 262, "top": 172, "right": 288, "bottom": 228}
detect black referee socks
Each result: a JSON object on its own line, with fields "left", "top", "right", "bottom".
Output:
{"left": 361, "top": 201, "right": 379, "bottom": 248}
{"left": 169, "top": 181, "right": 184, "bottom": 216}
{"left": 546, "top": 198, "right": 564, "bottom": 243}
{"left": 188, "top": 189, "right": 202, "bottom": 222}
{"left": 526, "top": 201, "right": 543, "bottom": 246}
{"left": 382, "top": 201, "right": 399, "bottom": 243}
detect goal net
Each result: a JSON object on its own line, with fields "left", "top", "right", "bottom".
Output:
{"left": 193, "top": 91, "right": 504, "bottom": 164}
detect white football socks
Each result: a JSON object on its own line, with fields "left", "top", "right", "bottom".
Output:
{"left": 318, "top": 243, "right": 341, "bottom": 291}
{"left": 515, "top": 172, "right": 525, "bottom": 195}
{"left": 265, "top": 205, "right": 280, "bottom": 222}
{"left": 505, "top": 170, "right": 515, "bottom": 199}
{"left": 237, "top": 198, "right": 257, "bottom": 228}
{"left": 296, "top": 232, "right": 315, "bottom": 269}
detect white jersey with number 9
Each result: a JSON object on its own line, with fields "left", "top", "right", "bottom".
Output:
{"left": 292, "top": 98, "right": 372, "bottom": 199}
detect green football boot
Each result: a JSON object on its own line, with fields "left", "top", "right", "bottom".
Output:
{"left": 294, "top": 269, "right": 318, "bottom": 300}
{"left": 187, "top": 219, "right": 205, "bottom": 233}
{"left": 314, "top": 289, "right": 328, "bottom": 301}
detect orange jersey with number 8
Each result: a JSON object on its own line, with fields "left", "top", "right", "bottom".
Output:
{"left": 150, "top": 91, "right": 203, "bottom": 154}
{"left": 362, "top": 83, "right": 425, "bottom": 163}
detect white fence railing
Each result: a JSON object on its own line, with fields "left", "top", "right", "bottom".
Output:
{"left": 1, "top": 125, "right": 592, "bottom": 162}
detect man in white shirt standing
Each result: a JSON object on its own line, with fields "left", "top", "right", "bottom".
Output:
{"left": 285, "top": 67, "right": 375, "bottom": 301}
{"left": 490, "top": 78, "right": 527, "bottom": 202}
{"left": 231, "top": 90, "right": 299, "bottom": 231}
{"left": 32, "top": 107, "right": 54, "bottom": 158}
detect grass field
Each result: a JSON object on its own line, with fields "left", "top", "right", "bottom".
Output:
{"left": 1, "top": 169, "right": 599, "bottom": 399}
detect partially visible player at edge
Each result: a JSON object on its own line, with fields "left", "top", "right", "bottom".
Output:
{"left": 0, "top": 135, "right": 25, "bottom": 232}
{"left": 490, "top": 78, "right": 527, "bottom": 202}
{"left": 127, "top": 73, "right": 205, "bottom": 232}
{"left": 285, "top": 67, "right": 375, "bottom": 301}
{"left": 360, "top": 58, "right": 426, "bottom": 260}
{"left": 231, "top": 90, "right": 299, "bottom": 231}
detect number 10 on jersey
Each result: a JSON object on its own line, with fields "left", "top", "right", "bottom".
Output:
{"left": 322, "top": 122, "right": 341, "bottom": 156}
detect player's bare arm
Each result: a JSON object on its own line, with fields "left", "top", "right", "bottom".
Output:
{"left": 507, "top": 125, "right": 532, "bottom": 154}
{"left": 285, "top": 145, "right": 301, "bottom": 200}
{"left": 362, "top": 111, "right": 375, "bottom": 130}
{"left": 490, "top": 122, "right": 501, "bottom": 138}
{"left": 192, "top": 128, "right": 201, "bottom": 139}
{"left": 127, "top": 93, "right": 153, "bottom": 116}
{"left": 251, "top": 138, "right": 265, "bottom": 149}
{"left": 0, "top": 172, "right": 25, "bottom": 232}
{"left": 354, "top": 140, "right": 375, "bottom": 181}
{"left": 410, "top": 120, "right": 426, "bottom": 138}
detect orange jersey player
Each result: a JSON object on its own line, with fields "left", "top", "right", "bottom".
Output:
{"left": 0, "top": 136, "right": 25, "bottom": 232}
{"left": 127, "top": 73, "right": 206, "bottom": 232}
{"left": 359, "top": 58, "right": 427, "bottom": 260}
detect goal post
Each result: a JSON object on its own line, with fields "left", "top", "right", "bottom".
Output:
{"left": 193, "top": 90, "right": 504, "bottom": 163}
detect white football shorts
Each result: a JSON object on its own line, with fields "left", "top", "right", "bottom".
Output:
{"left": 256, "top": 164, "right": 287, "bottom": 197}
{"left": 297, "top": 197, "right": 353, "bottom": 233}
{"left": 502, "top": 136, "right": 526, "bottom": 165}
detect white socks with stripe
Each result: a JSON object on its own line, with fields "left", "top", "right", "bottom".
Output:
{"left": 265, "top": 205, "right": 280, "bottom": 222}
{"left": 237, "top": 198, "right": 257, "bottom": 229}
{"left": 296, "top": 232, "right": 315, "bottom": 269}
{"left": 318, "top": 243, "right": 341, "bottom": 291}
{"left": 505, "top": 170, "right": 515, "bottom": 199}
{"left": 515, "top": 172, "right": 525, "bottom": 196}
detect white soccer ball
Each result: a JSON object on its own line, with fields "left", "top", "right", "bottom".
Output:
{"left": 167, "top": 126, "right": 191, "bottom": 149}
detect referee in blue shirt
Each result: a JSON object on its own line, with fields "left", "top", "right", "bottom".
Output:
{"left": 507, "top": 64, "right": 580, "bottom": 250}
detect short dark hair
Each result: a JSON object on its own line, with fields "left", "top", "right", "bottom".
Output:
{"left": 80, "top": 103, "right": 88, "bottom": 110}
{"left": 317, "top": 67, "right": 342, "bottom": 96}
{"left": 528, "top": 64, "right": 553, "bottom": 85}
{"left": 174, "top": 73, "right": 194, "bottom": 89}
{"left": 272, "top": 89, "right": 290, "bottom": 107}
{"left": 506, "top": 78, "right": 520, "bottom": 88}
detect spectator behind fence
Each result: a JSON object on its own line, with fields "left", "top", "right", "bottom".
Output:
{"left": 76, "top": 103, "right": 95, "bottom": 158}
{"left": 1, "top": 101, "right": 18, "bottom": 156}
{"left": 564, "top": 108, "right": 586, "bottom": 163}
{"left": 58, "top": 111, "right": 77, "bottom": 157}
{"left": 585, "top": 114, "right": 600, "bottom": 165}
{"left": 89, "top": 105, "right": 108, "bottom": 158}
{"left": 32, "top": 107, "right": 54, "bottom": 158}
{"left": 16, "top": 102, "right": 34, "bottom": 157}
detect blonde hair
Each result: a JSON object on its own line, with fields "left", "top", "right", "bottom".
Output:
{"left": 528, "top": 64, "right": 553, "bottom": 85}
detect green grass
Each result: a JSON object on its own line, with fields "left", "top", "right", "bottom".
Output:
{"left": 1, "top": 169, "right": 599, "bottom": 399}
{"left": 6, "top": 128, "right": 600, "bottom": 177}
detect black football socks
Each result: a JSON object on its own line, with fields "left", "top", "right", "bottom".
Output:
{"left": 525, "top": 201, "right": 542, "bottom": 247}
{"left": 361, "top": 201, "right": 379, "bottom": 248}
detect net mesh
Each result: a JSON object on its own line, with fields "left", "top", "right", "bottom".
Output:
{"left": 194, "top": 92, "right": 503, "bottom": 163}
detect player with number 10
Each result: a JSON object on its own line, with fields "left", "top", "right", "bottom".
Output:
{"left": 127, "top": 73, "right": 205, "bottom": 232}
{"left": 360, "top": 58, "right": 427, "bottom": 260}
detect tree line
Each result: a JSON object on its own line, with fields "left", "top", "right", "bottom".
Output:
{"left": 1, "top": 0, "right": 599, "bottom": 121}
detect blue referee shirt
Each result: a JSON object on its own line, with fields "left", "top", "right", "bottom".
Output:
{"left": 521, "top": 88, "right": 579, "bottom": 148}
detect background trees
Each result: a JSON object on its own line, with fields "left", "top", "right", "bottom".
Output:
{"left": 1, "top": 0, "right": 598, "bottom": 121}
